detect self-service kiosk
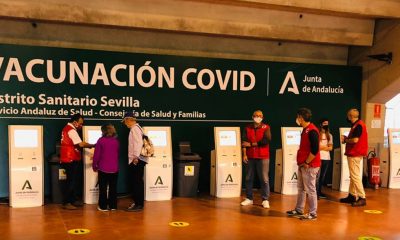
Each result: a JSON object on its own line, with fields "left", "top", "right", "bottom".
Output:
{"left": 279, "top": 127, "right": 302, "bottom": 195}
{"left": 332, "top": 128, "right": 363, "bottom": 192}
{"left": 273, "top": 149, "right": 283, "bottom": 193}
{"left": 144, "top": 127, "right": 173, "bottom": 201}
{"left": 8, "top": 125, "right": 43, "bottom": 207}
{"left": 378, "top": 143, "right": 389, "bottom": 188}
{"left": 82, "top": 126, "right": 102, "bottom": 204}
{"left": 210, "top": 127, "right": 242, "bottom": 198}
{"left": 388, "top": 128, "right": 400, "bottom": 189}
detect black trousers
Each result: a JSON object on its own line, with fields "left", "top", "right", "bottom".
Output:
{"left": 61, "top": 161, "right": 80, "bottom": 205}
{"left": 98, "top": 171, "right": 118, "bottom": 209}
{"left": 129, "top": 160, "right": 146, "bottom": 206}
{"left": 316, "top": 160, "right": 330, "bottom": 195}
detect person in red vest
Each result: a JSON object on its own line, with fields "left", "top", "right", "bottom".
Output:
{"left": 340, "top": 108, "right": 368, "bottom": 207}
{"left": 60, "top": 113, "right": 95, "bottom": 210}
{"left": 241, "top": 110, "right": 272, "bottom": 209}
{"left": 287, "top": 108, "right": 320, "bottom": 220}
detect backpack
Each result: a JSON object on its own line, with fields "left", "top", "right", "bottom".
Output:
{"left": 137, "top": 126, "right": 155, "bottom": 157}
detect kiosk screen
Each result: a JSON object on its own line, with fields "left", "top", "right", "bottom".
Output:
{"left": 148, "top": 130, "right": 168, "bottom": 147}
{"left": 88, "top": 130, "right": 102, "bottom": 144}
{"left": 219, "top": 131, "right": 237, "bottom": 146}
{"left": 286, "top": 130, "right": 301, "bottom": 145}
{"left": 392, "top": 131, "right": 400, "bottom": 145}
{"left": 14, "top": 130, "right": 38, "bottom": 148}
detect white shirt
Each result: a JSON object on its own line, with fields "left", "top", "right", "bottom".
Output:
{"left": 128, "top": 124, "right": 148, "bottom": 164}
{"left": 320, "top": 132, "right": 333, "bottom": 160}
{"left": 67, "top": 123, "right": 82, "bottom": 145}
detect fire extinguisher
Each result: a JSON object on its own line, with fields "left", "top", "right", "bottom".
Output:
{"left": 367, "top": 151, "right": 381, "bottom": 189}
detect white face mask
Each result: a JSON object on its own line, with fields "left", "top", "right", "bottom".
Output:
{"left": 296, "top": 118, "right": 301, "bottom": 126}
{"left": 253, "top": 117, "right": 262, "bottom": 124}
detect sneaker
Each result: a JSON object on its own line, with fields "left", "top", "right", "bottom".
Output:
{"left": 97, "top": 206, "right": 109, "bottom": 212}
{"left": 126, "top": 203, "right": 143, "bottom": 212}
{"left": 351, "top": 198, "right": 366, "bottom": 207}
{"left": 286, "top": 209, "right": 304, "bottom": 218}
{"left": 339, "top": 194, "right": 356, "bottom": 204}
{"left": 300, "top": 214, "right": 317, "bottom": 221}
{"left": 62, "top": 203, "right": 78, "bottom": 210}
{"left": 262, "top": 200, "right": 270, "bottom": 209}
{"left": 240, "top": 198, "right": 253, "bottom": 206}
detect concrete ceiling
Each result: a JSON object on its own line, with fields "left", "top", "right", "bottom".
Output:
{"left": 0, "top": 0, "right": 399, "bottom": 47}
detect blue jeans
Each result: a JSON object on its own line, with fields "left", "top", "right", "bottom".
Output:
{"left": 245, "top": 158, "right": 270, "bottom": 200}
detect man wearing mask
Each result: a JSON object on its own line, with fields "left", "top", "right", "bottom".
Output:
{"left": 340, "top": 108, "right": 368, "bottom": 207}
{"left": 241, "top": 110, "right": 272, "bottom": 208}
{"left": 60, "top": 113, "right": 95, "bottom": 210}
{"left": 122, "top": 112, "right": 148, "bottom": 212}
{"left": 287, "top": 108, "right": 320, "bottom": 220}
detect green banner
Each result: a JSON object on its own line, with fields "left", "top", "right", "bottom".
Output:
{"left": 0, "top": 43, "right": 361, "bottom": 196}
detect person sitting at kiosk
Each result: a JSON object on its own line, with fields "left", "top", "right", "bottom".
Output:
{"left": 241, "top": 110, "right": 272, "bottom": 209}
{"left": 60, "top": 113, "right": 95, "bottom": 210}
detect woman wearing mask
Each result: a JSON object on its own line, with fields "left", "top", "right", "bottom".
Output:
{"left": 317, "top": 118, "right": 333, "bottom": 199}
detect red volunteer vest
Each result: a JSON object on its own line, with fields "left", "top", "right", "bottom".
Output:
{"left": 60, "top": 124, "right": 81, "bottom": 163}
{"left": 345, "top": 120, "right": 368, "bottom": 157}
{"left": 245, "top": 123, "right": 270, "bottom": 159}
{"left": 297, "top": 123, "right": 321, "bottom": 167}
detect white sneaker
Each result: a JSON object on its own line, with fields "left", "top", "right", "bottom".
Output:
{"left": 262, "top": 200, "right": 270, "bottom": 209}
{"left": 240, "top": 198, "right": 253, "bottom": 206}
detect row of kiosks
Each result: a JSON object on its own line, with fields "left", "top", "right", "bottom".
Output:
{"left": 82, "top": 126, "right": 173, "bottom": 204}
{"left": 7, "top": 125, "right": 243, "bottom": 209}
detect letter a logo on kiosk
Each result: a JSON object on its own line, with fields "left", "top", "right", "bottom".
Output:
{"left": 279, "top": 71, "right": 300, "bottom": 95}
{"left": 155, "top": 176, "right": 164, "bottom": 185}
{"left": 22, "top": 180, "right": 32, "bottom": 190}
{"left": 291, "top": 172, "right": 298, "bottom": 180}
{"left": 225, "top": 174, "right": 233, "bottom": 183}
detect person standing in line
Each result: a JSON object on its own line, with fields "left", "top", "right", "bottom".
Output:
{"left": 340, "top": 108, "right": 368, "bottom": 207}
{"left": 60, "top": 113, "right": 95, "bottom": 210}
{"left": 93, "top": 124, "right": 119, "bottom": 211}
{"left": 316, "top": 118, "right": 333, "bottom": 199}
{"left": 122, "top": 112, "right": 148, "bottom": 212}
{"left": 241, "top": 110, "right": 272, "bottom": 209}
{"left": 287, "top": 108, "right": 320, "bottom": 220}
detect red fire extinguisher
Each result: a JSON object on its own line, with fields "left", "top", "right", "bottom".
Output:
{"left": 367, "top": 151, "right": 381, "bottom": 189}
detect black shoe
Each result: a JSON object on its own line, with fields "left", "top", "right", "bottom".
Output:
{"left": 319, "top": 193, "right": 327, "bottom": 199}
{"left": 72, "top": 200, "right": 84, "bottom": 207}
{"left": 352, "top": 198, "right": 366, "bottom": 207}
{"left": 126, "top": 203, "right": 143, "bottom": 212}
{"left": 339, "top": 194, "right": 356, "bottom": 204}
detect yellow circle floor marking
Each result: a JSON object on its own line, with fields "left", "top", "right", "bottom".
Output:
{"left": 364, "top": 210, "right": 383, "bottom": 214}
{"left": 67, "top": 229, "right": 91, "bottom": 235}
{"left": 169, "top": 222, "right": 190, "bottom": 227}
{"left": 358, "top": 236, "right": 382, "bottom": 240}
